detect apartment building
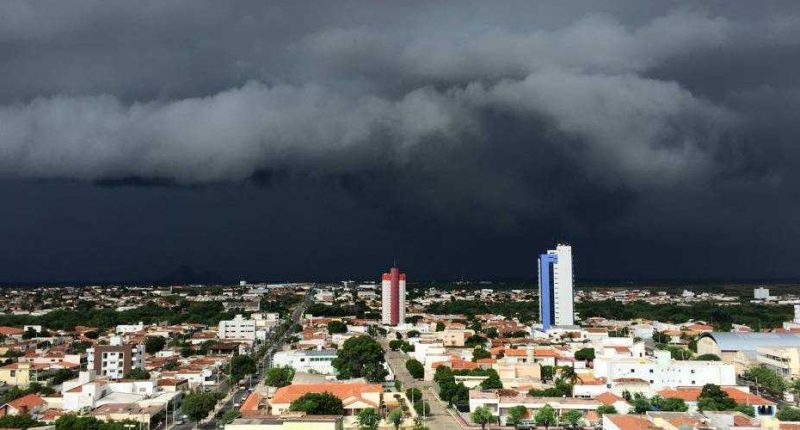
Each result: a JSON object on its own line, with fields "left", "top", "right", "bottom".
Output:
{"left": 86, "top": 336, "right": 145, "bottom": 380}
{"left": 218, "top": 315, "right": 257, "bottom": 342}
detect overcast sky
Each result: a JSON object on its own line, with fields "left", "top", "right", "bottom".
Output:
{"left": 1, "top": 1, "right": 799, "bottom": 283}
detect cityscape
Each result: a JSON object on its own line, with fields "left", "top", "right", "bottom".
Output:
{"left": 4, "top": 244, "right": 800, "bottom": 430}
{"left": 3, "top": 2, "right": 800, "bottom": 430}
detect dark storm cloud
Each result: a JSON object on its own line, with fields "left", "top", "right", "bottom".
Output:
{"left": 1, "top": 0, "right": 800, "bottom": 281}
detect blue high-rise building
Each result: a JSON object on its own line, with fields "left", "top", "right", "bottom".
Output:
{"left": 538, "top": 244, "right": 574, "bottom": 330}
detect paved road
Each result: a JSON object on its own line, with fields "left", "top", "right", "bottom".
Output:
{"left": 381, "top": 338, "right": 462, "bottom": 430}
{"left": 175, "top": 288, "right": 314, "bottom": 430}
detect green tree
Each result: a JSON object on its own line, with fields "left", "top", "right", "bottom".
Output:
{"left": 290, "top": 392, "right": 344, "bottom": 415}
{"left": 734, "top": 404, "right": 755, "bottom": 417}
{"left": 652, "top": 331, "right": 670, "bottom": 344}
{"left": 506, "top": 405, "right": 527, "bottom": 429}
{"left": 694, "top": 353, "right": 721, "bottom": 361}
{"left": 333, "top": 336, "right": 387, "bottom": 382}
{"left": 406, "top": 359, "right": 425, "bottom": 379}
{"left": 471, "top": 406, "right": 495, "bottom": 430}
{"left": 0, "top": 414, "right": 41, "bottom": 429}
{"left": 480, "top": 369, "right": 503, "bottom": 390}
{"left": 697, "top": 384, "right": 737, "bottom": 411}
{"left": 540, "top": 365, "right": 554, "bottom": 382}
{"left": 327, "top": 320, "right": 348, "bottom": 334}
{"left": 407, "top": 330, "right": 420, "bottom": 338}
{"left": 534, "top": 404, "right": 557, "bottom": 429}
{"left": 124, "top": 368, "right": 151, "bottom": 380}
{"left": 265, "top": 366, "right": 295, "bottom": 388}
{"left": 574, "top": 347, "right": 595, "bottom": 361}
{"left": 778, "top": 406, "right": 800, "bottom": 421}
{"left": 465, "top": 334, "right": 486, "bottom": 348}
{"left": 406, "top": 388, "right": 422, "bottom": 402}
{"left": 743, "top": 366, "right": 787, "bottom": 398}
{"left": 182, "top": 392, "right": 220, "bottom": 422}
{"left": 356, "top": 408, "right": 381, "bottom": 430}
{"left": 598, "top": 405, "right": 617, "bottom": 416}
{"left": 631, "top": 393, "right": 653, "bottom": 414}
{"left": 652, "top": 396, "right": 688, "bottom": 412}
{"left": 436, "top": 322, "right": 445, "bottom": 332}
{"left": 484, "top": 327, "right": 499, "bottom": 338}
{"left": 145, "top": 335, "right": 167, "bottom": 354}
{"left": 387, "top": 408, "right": 404, "bottom": 430}
{"left": 562, "top": 409, "right": 583, "bottom": 427}
{"left": 472, "top": 347, "right": 491, "bottom": 362}
{"left": 229, "top": 355, "right": 257, "bottom": 382}
{"left": 221, "top": 409, "right": 241, "bottom": 424}
{"left": 51, "top": 368, "right": 76, "bottom": 385}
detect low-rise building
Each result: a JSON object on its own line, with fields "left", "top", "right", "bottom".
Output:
{"left": 272, "top": 349, "right": 337, "bottom": 375}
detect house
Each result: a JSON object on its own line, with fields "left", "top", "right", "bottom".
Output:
{"left": 0, "top": 394, "right": 47, "bottom": 417}
{"left": 268, "top": 383, "right": 383, "bottom": 416}
{"left": 657, "top": 387, "right": 775, "bottom": 419}
{"left": 0, "top": 362, "right": 53, "bottom": 386}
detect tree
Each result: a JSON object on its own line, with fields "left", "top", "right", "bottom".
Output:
{"left": 356, "top": 408, "right": 381, "bottom": 430}
{"left": 51, "top": 369, "right": 76, "bottom": 385}
{"left": 387, "top": 408, "right": 404, "bottom": 430}
{"left": 506, "top": 405, "right": 527, "bottom": 429}
{"left": 652, "top": 331, "right": 670, "bottom": 344}
{"left": 265, "top": 366, "right": 295, "bottom": 388}
{"left": 436, "top": 322, "right": 445, "bottom": 332}
{"left": 574, "top": 348, "right": 595, "bottom": 361}
{"left": 694, "top": 353, "right": 721, "bottom": 361}
{"left": 182, "top": 392, "right": 220, "bottom": 422}
{"left": 540, "top": 365, "right": 554, "bottom": 382}
{"left": 406, "top": 359, "right": 425, "bottom": 379}
{"left": 597, "top": 405, "right": 617, "bottom": 416}
{"left": 145, "top": 336, "right": 167, "bottom": 354}
{"left": 406, "top": 388, "right": 422, "bottom": 402}
{"left": 327, "top": 320, "right": 348, "bottom": 334}
{"left": 22, "top": 328, "right": 38, "bottom": 340}
{"left": 485, "top": 327, "right": 499, "bottom": 338}
{"left": 743, "top": 366, "right": 787, "bottom": 398}
{"left": 534, "top": 404, "right": 557, "bottom": 429}
{"left": 562, "top": 409, "right": 583, "bottom": 427}
{"left": 124, "top": 368, "right": 151, "bottom": 380}
{"left": 471, "top": 406, "right": 495, "bottom": 430}
{"left": 697, "top": 384, "right": 737, "bottom": 411}
{"left": 631, "top": 393, "right": 653, "bottom": 414}
{"left": 230, "top": 355, "right": 257, "bottom": 382}
{"left": 652, "top": 396, "right": 688, "bottom": 412}
{"left": 778, "top": 406, "right": 800, "bottom": 421}
{"left": 480, "top": 369, "right": 503, "bottom": 390}
{"left": 333, "top": 336, "right": 387, "bottom": 382}
{"left": 290, "top": 392, "right": 344, "bottom": 415}
{"left": 472, "top": 347, "right": 491, "bottom": 362}
{"left": 734, "top": 404, "right": 755, "bottom": 417}
{"left": 221, "top": 410, "right": 241, "bottom": 424}
{"left": 407, "top": 330, "right": 420, "bottom": 338}
{"left": 0, "top": 414, "right": 41, "bottom": 429}
{"left": 163, "top": 360, "right": 179, "bottom": 371}
{"left": 465, "top": 334, "right": 486, "bottom": 348}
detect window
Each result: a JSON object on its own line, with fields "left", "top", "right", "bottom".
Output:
{"left": 649, "top": 369, "right": 653, "bottom": 373}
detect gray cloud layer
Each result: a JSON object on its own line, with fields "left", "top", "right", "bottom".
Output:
{"left": 1, "top": 1, "right": 800, "bottom": 279}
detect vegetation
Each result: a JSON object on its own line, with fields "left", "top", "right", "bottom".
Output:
{"left": 333, "top": 336, "right": 388, "bottom": 382}
{"left": 562, "top": 409, "right": 583, "bottom": 426}
{"left": 182, "top": 391, "right": 222, "bottom": 421}
{"left": 289, "top": 392, "right": 344, "bottom": 415}
{"left": 506, "top": 405, "right": 527, "bottom": 429}
{"left": 356, "top": 408, "right": 381, "bottom": 430}
{"left": 229, "top": 355, "right": 257, "bottom": 382}
{"left": 406, "top": 359, "right": 425, "bottom": 379}
{"left": 0, "top": 414, "right": 42, "bottom": 429}
{"left": 144, "top": 335, "right": 167, "bottom": 354}
{"left": 220, "top": 410, "right": 241, "bottom": 424}
{"left": 387, "top": 408, "right": 404, "bottom": 430}
{"left": 124, "top": 368, "right": 151, "bottom": 380}
{"left": 426, "top": 300, "right": 537, "bottom": 323}
{"left": 597, "top": 405, "right": 617, "bottom": 416}
{"left": 574, "top": 347, "right": 595, "bottom": 361}
{"left": 265, "top": 366, "right": 295, "bottom": 388}
{"left": 742, "top": 366, "right": 786, "bottom": 398}
{"left": 697, "top": 384, "right": 737, "bottom": 411}
{"left": 327, "top": 320, "right": 348, "bottom": 334}
{"left": 778, "top": 406, "right": 800, "bottom": 421}
{"left": 1, "top": 382, "right": 55, "bottom": 404}
{"left": 694, "top": 353, "right": 721, "bottom": 361}
{"left": 577, "top": 299, "right": 792, "bottom": 330}
{"left": 55, "top": 416, "right": 141, "bottom": 430}
{"left": 470, "top": 406, "right": 495, "bottom": 430}
{"left": 534, "top": 404, "right": 557, "bottom": 429}
{"left": 472, "top": 347, "right": 491, "bottom": 362}
{"left": 52, "top": 368, "right": 77, "bottom": 385}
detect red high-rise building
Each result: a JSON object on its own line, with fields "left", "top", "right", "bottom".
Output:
{"left": 381, "top": 266, "right": 406, "bottom": 326}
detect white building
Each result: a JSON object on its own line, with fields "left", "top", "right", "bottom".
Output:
{"left": 272, "top": 349, "right": 338, "bottom": 375}
{"left": 116, "top": 322, "right": 144, "bottom": 334}
{"left": 538, "top": 244, "right": 574, "bottom": 329}
{"left": 218, "top": 315, "right": 257, "bottom": 342}
{"left": 754, "top": 287, "right": 770, "bottom": 300}
{"left": 86, "top": 336, "right": 145, "bottom": 380}
{"left": 593, "top": 350, "right": 735, "bottom": 394}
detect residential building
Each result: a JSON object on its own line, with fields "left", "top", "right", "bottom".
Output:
{"left": 268, "top": 383, "right": 383, "bottom": 416}
{"left": 697, "top": 332, "right": 800, "bottom": 373}
{"left": 538, "top": 244, "right": 574, "bottom": 330}
{"left": 756, "top": 346, "right": 800, "bottom": 378}
{"left": 593, "top": 350, "right": 735, "bottom": 393}
{"left": 86, "top": 336, "right": 145, "bottom": 380}
{"left": 272, "top": 349, "right": 338, "bottom": 375}
{"left": 219, "top": 314, "right": 258, "bottom": 342}
{"left": 381, "top": 266, "right": 406, "bottom": 326}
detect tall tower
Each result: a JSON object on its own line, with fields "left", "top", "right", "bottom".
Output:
{"left": 382, "top": 266, "right": 406, "bottom": 326}
{"left": 538, "top": 244, "right": 574, "bottom": 330}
